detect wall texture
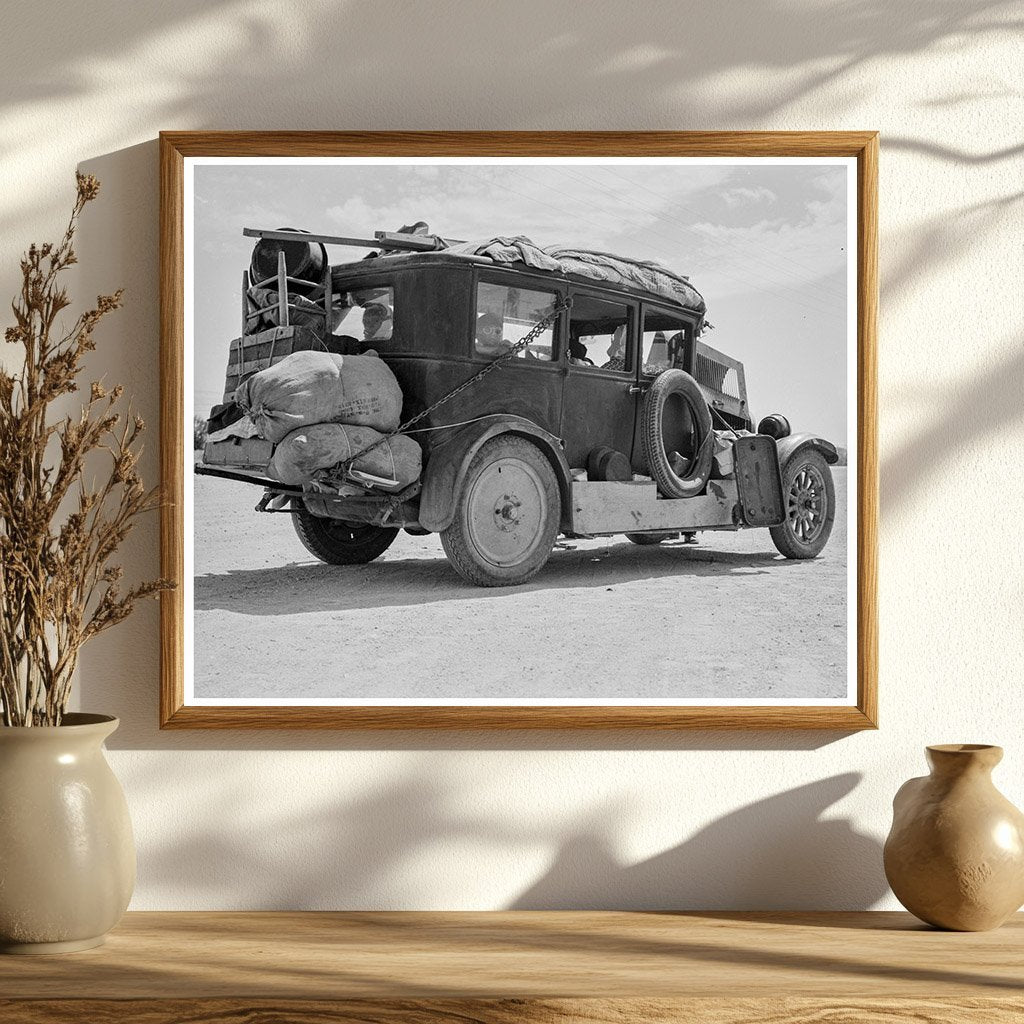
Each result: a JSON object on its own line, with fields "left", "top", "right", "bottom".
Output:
{"left": 1, "top": 0, "right": 1022, "bottom": 910}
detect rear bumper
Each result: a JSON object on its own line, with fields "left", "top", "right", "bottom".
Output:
{"left": 302, "top": 488, "right": 422, "bottom": 529}
{"left": 195, "top": 463, "right": 422, "bottom": 529}
{"left": 195, "top": 463, "right": 290, "bottom": 491}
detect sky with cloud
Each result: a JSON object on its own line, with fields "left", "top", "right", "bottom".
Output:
{"left": 192, "top": 159, "right": 851, "bottom": 444}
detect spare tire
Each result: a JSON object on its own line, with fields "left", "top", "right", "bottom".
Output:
{"left": 640, "top": 369, "right": 714, "bottom": 499}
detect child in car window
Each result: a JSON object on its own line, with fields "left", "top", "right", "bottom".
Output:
{"left": 475, "top": 313, "right": 512, "bottom": 357}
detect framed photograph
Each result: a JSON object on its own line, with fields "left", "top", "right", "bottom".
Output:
{"left": 160, "top": 131, "right": 877, "bottom": 729}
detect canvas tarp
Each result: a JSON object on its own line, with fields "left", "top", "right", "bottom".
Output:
{"left": 446, "top": 236, "right": 706, "bottom": 315}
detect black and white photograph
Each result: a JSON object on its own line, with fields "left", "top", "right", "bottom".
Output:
{"left": 179, "top": 150, "right": 862, "bottom": 716}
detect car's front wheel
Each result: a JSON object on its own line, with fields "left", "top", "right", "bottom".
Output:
{"left": 292, "top": 503, "right": 399, "bottom": 565}
{"left": 769, "top": 449, "right": 835, "bottom": 559}
{"left": 441, "top": 435, "right": 560, "bottom": 587}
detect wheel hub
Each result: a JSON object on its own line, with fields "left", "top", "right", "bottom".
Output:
{"left": 493, "top": 493, "right": 523, "bottom": 531}
{"left": 466, "top": 457, "right": 548, "bottom": 567}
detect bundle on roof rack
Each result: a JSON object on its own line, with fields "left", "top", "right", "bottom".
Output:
{"left": 445, "top": 236, "right": 706, "bottom": 315}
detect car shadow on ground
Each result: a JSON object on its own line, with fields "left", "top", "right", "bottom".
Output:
{"left": 194, "top": 539, "right": 806, "bottom": 615}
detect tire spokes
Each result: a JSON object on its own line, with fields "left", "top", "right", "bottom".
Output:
{"left": 787, "top": 462, "right": 827, "bottom": 544}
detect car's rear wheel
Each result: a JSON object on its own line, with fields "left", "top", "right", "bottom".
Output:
{"left": 625, "top": 532, "right": 678, "bottom": 546}
{"left": 292, "top": 502, "right": 399, "bottom": 565}
{"left": 770, "top": 449, "right": 835, "bottom": 559}
{"left": 641, "top": 370, "right": 714, "bottom": 499}
{"left": 441, "top": 435, "right": 560, "bottom": 587}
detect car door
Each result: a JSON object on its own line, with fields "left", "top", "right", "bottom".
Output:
{"left": 558, "top": 291, "right": 640, "bottom": 472}
{"left": 457, "top": 271, "right": 566, "bottom": 438}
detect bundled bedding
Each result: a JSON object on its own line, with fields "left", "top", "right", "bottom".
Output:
{"left": 210, "top": 349, "right": 421, "bottom": 492}
{"left": 236, "top": 350, "right": 403, "bottom": 444}
{"left": 268, "top": 423, "right": 421, "bottom": 490}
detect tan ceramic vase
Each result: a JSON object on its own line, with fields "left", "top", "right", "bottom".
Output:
{"left": 0, "top": 714, "right": 135, "bottom": 953}
{"left": 884, "top": 744, "right": 1024, "bottom": 931}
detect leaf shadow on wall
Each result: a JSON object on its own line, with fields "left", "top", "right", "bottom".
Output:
{"left": 879, "top": 187, "right": 1024, "bottom": 510}
{"left": 883, "top": 334, "right": 1024, "bottom": 510}
{"left": 1, "top": 0, "right": 1019, "bottom": 251}
{"left": 133, "top": 765, "right": 541, "bottom": 910}
{"left": 2, "top": 1, "right": 1014, "bottom": 140}
{"left": 130, "top": 764, "right": 886, "bottom": 911}
{"left": 511, "top": 774, "right": 887, "bottom": 910}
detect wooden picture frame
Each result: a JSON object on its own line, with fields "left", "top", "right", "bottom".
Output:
{"left": 160, "top": 131, "right": 877, "bottom": 729}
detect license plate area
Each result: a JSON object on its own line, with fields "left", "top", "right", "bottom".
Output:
{"left": 733, "top": 434, "right": 785, "bottom": 527}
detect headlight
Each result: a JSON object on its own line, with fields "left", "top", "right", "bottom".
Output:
{"left": 757, "top": 413, "right": 791, "bottom": 439}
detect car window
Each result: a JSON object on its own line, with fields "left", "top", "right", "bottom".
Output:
{"left": 642, "top": 311, "right": 691, "bottom": 376}
{"left": 475, "top": 282, "right": 557, "bottom": 361}
{"left": 568, "top": 294, "right": 632, "bottom": 372}
{"left": 332, "top": 286, "right": 395, "bottom": 343}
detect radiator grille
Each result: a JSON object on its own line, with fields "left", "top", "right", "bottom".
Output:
{"left": 694, "top": 351, "right": 741, "bottom": 400}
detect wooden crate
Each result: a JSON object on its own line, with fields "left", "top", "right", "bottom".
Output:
{"left": 222, "top": 326, "right": 348, "bottom": 401}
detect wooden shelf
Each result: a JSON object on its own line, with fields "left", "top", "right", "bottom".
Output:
{"left": 1, "top": 911, "right": 1021, "bottom": 1022}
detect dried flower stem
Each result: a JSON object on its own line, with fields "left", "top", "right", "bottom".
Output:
{"left": 0, "top": 173, "right": 173, "bottom": 726}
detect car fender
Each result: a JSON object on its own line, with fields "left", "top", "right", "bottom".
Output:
{"left": 418, "top": 415, "right": 573, "bottom": 533}
{"left": 775, "top": 432, "right": 839, "bottom": 470}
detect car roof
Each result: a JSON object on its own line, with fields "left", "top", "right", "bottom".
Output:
{"left": 330, "top": 251, "right": 705, "bottom": 316}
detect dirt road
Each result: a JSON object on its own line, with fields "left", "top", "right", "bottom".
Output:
{"left": 192, "top": 469, "right": 848, "bottom": 700}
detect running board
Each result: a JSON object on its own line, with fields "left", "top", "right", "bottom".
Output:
{"left": 570, "top": 480, "right": 741, "bottom": 535}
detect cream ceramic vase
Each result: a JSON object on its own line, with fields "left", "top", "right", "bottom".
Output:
{"left": 0, "top": 714, "right": 135, "bottom": 953}
{"left": 884, "top": 744, "right": 1024, "bottom": 931}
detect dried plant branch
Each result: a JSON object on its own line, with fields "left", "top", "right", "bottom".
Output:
{"left": 0, "top": 173, "right": 174, "bottom": 726}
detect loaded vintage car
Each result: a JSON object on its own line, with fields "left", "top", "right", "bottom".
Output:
{"left": 198, "top": 225, "right": 838, "bottom": 587}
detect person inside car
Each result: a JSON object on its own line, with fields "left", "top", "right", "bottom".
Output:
{"left": 362, "top": 303, "right": 393, "bottom": 342}
{"left": 475, "top": 313, "right": 512, "bottom": 357}
{"left": 601, "top": 325, "right": 628, "bottom": 371}
{"left": 668, "top": 330, "right": 687, "bottom": 368}
{"left": 568, "top": 337, "right": 595, "bottom": 366}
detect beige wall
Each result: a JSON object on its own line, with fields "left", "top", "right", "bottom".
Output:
{"left": 2, "top": 1, "right": 1021, "bottom": 909}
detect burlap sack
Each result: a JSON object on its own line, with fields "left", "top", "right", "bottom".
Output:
{"left": 268, "top": 423, "right": 422, "bottom": 489}
{"left": 237, "top": 350, "right": 402, "bottom": 443}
